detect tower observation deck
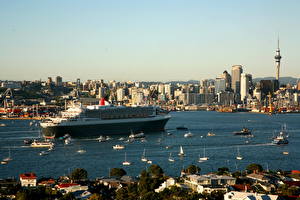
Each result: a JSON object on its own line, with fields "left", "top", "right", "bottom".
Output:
{"left": 275, "top": 39, "right": 282, "bottom": 81}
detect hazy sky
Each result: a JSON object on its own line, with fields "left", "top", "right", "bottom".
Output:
{"left": 0, "top": 0, "right": 299, "bottom": 82}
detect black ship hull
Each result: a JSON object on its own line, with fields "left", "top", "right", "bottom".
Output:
{"left": 41, "top": 116, "right": 170, "bottom": 138}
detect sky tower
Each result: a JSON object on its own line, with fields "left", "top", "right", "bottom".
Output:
{"left": 275, "top": 38, "right": 282, "bottom": 81}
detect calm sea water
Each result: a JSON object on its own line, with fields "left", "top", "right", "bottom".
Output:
{"left": 0, "top": 111, "right": 299, "bottom": 179}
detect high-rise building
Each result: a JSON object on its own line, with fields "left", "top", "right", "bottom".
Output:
{"left": 117, "top": 88, "right": 125, "bottom": 102}
{"left": 240, "top": 73, "right": 252, "bottom": 102}
{"left": 215, "top": 78, "right": 226, "bottom": 93}
{"left": 275, "top": 39, "right": 282, "bottom": 81}
{"left": 47, "top": 77, "right": 52, "bottom": 86}
{"left": 221, "top": 70, "right": 231, "bottom": 91}
{"left": 55, "top": 76, "right": 62, "bottom": 87}
{"left": 231, "top": 65, "right": 243, "bottom": 94}
{"left": 76, "top": 78, "right": 81, "bottom": 89}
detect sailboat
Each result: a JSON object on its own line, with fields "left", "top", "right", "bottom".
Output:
{"left": 168, "top": 152, "right": 175, "bottom": 162}
{"left": 122, "top": 152, "right": 131, "bottom": 166}
{"left": 199, "top": 147, "right": 209, "bottom": 161}
{"left": 141, "top": 149, "right": 148, "bottom": 162}
{"left": 178, "top": 146, "right": 185, "bottom": 156}
{"left": 236, "top": 147, "right": 243, "bottom": 160}
{"left": 3, "top": 148, "right": 12, "bottom": 162}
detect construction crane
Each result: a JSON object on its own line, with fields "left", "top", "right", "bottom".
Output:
{"left": 0, "top": 88, "right": 14, "bottom": 108}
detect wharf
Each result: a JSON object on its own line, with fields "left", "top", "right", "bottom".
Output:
{"left": 0, "top": 117, "right": 43, "bottom": 120}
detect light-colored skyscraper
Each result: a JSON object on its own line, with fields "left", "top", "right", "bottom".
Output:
{"left": 117, "top": 88, "right": 125, "bottom": 102}
{"left": 231, "top": 65, "right": 243, "bottom": 94}
{"left": 240, "top": 73, "right": 252, "bottom": 102}
{"left": 275, "top": 39, "right": 282, "bottom": 81}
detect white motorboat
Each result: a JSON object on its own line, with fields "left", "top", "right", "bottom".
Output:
{"left": 207, "top": 132, "right": 215, "bottom": 136}
{"left": 129, "top": 132, "right": 145, "bottom": 139}
{"left": 31, "top": 140, "right": 54, "bottom": 148}
{"left": 113, "top": 144, "right": 125, "bottom": 150}
{"left": 77, "top": 149, "right": 86, "bottom": 154}
{"left": 39, "top": 151, "right": 49, "bottom": 156}
{"left": 184, "top": 132, "right": 193, "bottom": 138}
{"left": 97, "top": 135, "right": 106, "bottom": 142}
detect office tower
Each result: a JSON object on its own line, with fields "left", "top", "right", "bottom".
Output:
{"left": 221, "top": 70, "right": 232, "bottom": 91}
{"left": 158, "top": 84, "right": 165, "bottom": 94}
{"left": 275, "top": 39, "right": 282, "bottom": 81}
{"left": 215, "top": 78, "right": 226, "bottom": 93}
{"left": 117, "top": 88, "right": 125, "bottom": 102}
{"left": 231, "top": 65, "right": 243, "bottom": 94}
{"left": 240, "top": 73, "right": 252, "bottom": 102}
{"left": 76, "top": 78, "right": 81, "bottom": 89}
{"left": 55, "top": 76, "right": 62, "bottom": 87}
{"left": 47, "top": 77, "right": 52, "bottom": 86}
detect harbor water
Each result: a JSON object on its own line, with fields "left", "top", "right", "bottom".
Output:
{"left": 0, "top": 111, "right": 299, "bottom": 179}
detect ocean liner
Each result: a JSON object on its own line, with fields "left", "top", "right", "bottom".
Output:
{"left": 40, "top": 100, "right": 171, "bottom": 138}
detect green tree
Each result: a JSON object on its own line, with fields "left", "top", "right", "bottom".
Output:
{"left": 148, "top": 164, "right": 164, "bottom": 178}
{"left": 246, "top": 164, "right": 263, "bottom": 173}
{"left": 217, "top": 167, "right": 229, "bottom": 175}
{"left": 58, "top": 192, "right": 76, "bottom": 200}
{"left": 184, "top": 165, "right": 201, "bottom": 175}
{"left": 88, "top": 193, "right": 104, "bottom": 200}
{"left": 231, "top": 171, "right": 242, "bottom": 178}
{"left": 140, "top": 191, "right": 161, "bottom": 200}
{"left": 110, "top": 168, "right": 127, "bottom": 178}
{"left": 115, "top": 188, "right": 129, "bottom": 200}
{"left": 70, "top": 168, "right": 88, "bottom": 181}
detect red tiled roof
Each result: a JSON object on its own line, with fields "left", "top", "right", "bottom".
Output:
{"left": 232, "top": 184, "right": 252, "bottom": 191}
{"left": 19, "top": 173, "right": 37, "bottom": 179}
{"left": 284, "top": 181, "right": 300, "bottom": 187}
{"left": 291, "top": 170, "right": 300, "bottom": 174}
{"left": 57, "top": 183, "right": 80, "bottom": 188}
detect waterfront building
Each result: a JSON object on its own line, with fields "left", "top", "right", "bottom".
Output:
{"left": 253, "top": 85, "right": 262, "bottom": 102}
{"left": 240, "top": 73, "right": 252, "bottom": 103}
{"left": 184, "top": 174, "right": 236, "bottom": 194}
{"left": 224, "top": 191, "right": 279, "bottom": 200}
{"left": 231, "top": 65, "right": 243, "bottom": 94}
{"left": 19, "top": 173, "right": 37, "bottom": 187}
{"left": 155, "top": 178, "right": 176, "bottom": 193}
{"left": 217, "top": 91, "right": 234, "bottom": 106}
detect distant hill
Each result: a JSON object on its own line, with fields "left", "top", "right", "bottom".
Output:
{"left": 253, "top": 77, "right": 299, "bottom": 85}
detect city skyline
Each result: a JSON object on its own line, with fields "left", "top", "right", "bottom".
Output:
{"left": 1, "top": 0, "right": 300, "bottom": 81}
